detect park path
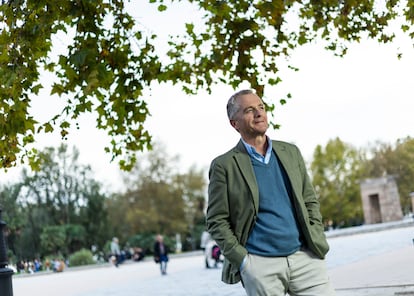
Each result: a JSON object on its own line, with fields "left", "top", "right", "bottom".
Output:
{"left": 12, "top": 222, "right": 414, "bottom": 296}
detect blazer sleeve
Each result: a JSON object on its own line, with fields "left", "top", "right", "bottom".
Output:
{"left": 292, "top": 144, "right": 329, "bottom": 257}
{"left": 206, "top": 157, "right": 248, "bottom": 269}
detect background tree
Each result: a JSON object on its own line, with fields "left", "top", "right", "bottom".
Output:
{"left": 172, "top": 165, "right": 207, "bottom": 250}
{"left": 0, "top": 183, "right": 25, "bottom": 261}
{"left": 363, "top": 137, "right": 414, "bottom": 214}
{"left": 79, "top": 183, "right": 109, "bottom": 250}
{"left": 310, "top": 137, "right": 365, "bottom": 228}
{"left": 11, "top": 144, "right": 109, "bottom": 259}
{"left": 104, "top": 192, "right": 132, "bottom": 245}
{"left": 120, "top": 144, "right": 187, "bottom": 236}
{"left": 20, "top": 145, "right": 91, "bottom": 225}
{"left": 40, "top": 225, "right": 67, "bottom": 256}
{"left": 0, "top": 0, "right": 156, "bottom": 170}
{"left": 155, "top": 0, "right": 413, "bottom": 123}
{"left": 1, "top": 0, "right": 413, "bottom": 170}
{"left": 108, "top": 143, "right": 207, "bottom": 252}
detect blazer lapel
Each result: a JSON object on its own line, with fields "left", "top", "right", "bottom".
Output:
{"left": 272, "top": 141, "right": 300, "bottom": 198}
{"left": 234, "top": 141, "right": 259, "bottom": 212}
{"left": 272, "top": 141, "right": 290, "bottom": 169}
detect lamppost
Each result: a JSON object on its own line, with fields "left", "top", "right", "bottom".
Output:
{"left": 0, "top": 208, "right": 13, "bottom": 296}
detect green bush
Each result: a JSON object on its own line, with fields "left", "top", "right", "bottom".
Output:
{"left": 69, "top": 249, "right": 95, "bottom": 267}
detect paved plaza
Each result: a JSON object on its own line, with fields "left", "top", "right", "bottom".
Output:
{"left": 11, "top": 223, "right": 414, "bottom": 296}
{"left": 11, "top": 246, "right": 414, "bottom": 296}
{"left": 12, "top": 254, "right": 244, "bottom": 296}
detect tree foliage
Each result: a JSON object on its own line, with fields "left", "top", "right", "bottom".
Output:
{"left": 108, "top": 143, "right": 207, "bottom": 250}
{"left": 1, "top": 140, "right": 207, "bottom": 261}
{"left": 310, "top": 137, "right": 365, "bottom": 228}
{"left": 5, "top": 144, "right": 109, "bottom": 259}
{"left": 173, "top": 165, "right": 207, "bottom": 250}
{"left": 20, "top": 145, "right": 93, "bottom": 224}
{"left": 40, "top": 224, "right": 87, "bottom": 256}
{"left": 40, "top": 225, "right": 67, "bottom": 255}
{"left": 120, "top": 145, "right": 186, "bottom": 236}
{"left": 0, "top": 183, "right": 25, "bottom": 257}
{"left": 1, "top": 0, "right": 413, "bottom": 170}
{"left": 1, "top": 0, "right": 157, "bottom": 170}
{"left": 167, "top": 0, "right": 412, "bottom": 96}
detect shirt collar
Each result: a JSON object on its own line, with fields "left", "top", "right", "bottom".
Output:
{"left": 241, "top": 136, "right": 272, "bottom": 164}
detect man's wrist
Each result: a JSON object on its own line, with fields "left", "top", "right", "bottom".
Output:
{"left": 240, "top": 254, "right": 248, "bottom": 270}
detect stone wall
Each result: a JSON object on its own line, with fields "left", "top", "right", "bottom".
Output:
{"left": 360, "top": 176, "right": 403, "bottom": 224}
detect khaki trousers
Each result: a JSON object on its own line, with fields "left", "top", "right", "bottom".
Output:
{"left": 240, "top": 249, "right": 336, "bottom": 296}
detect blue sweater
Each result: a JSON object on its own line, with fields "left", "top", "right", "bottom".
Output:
{"left": 245, "top": 152, "right": 301, "bottom": 256}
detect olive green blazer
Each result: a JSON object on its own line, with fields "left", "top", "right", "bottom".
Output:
{"left": 206, "top": 140, "right": 329, "bottom": 284}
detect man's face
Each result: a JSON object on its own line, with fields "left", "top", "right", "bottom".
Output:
{"left": 230, "top": 93, "right": 269, "bottom": 138}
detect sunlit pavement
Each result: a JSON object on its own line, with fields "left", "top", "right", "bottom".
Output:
{"left": 11, "top": 223, "right": 414, "bottom": 296}
{"left": 12, "top": 253, "right": 244, "bottom": 296}
{"left": 329, "top": 245, "right": 414, "bottom": 296}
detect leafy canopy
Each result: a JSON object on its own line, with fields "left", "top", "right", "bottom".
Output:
{"left": 1, "top": 0, "right": 412, "bottom": 170}
{"left": 1, "top": 0, "right": 158, "bottom": 170}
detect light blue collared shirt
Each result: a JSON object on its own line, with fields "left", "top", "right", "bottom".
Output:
{"left": 241, "top": 136, "right": 272, "bottom": 164}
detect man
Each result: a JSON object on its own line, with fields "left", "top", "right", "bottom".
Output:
{"left": 206, "top": 89, "right": 335, "bottom": 295}
{"left": 153, "top": 234, "right": 169, "bottom": 275}
{"left": 110, "top": 237, "right": 121, "bottom": 267}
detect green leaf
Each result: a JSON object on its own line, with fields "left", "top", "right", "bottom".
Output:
{"left": 51, "top": 83, "right": 65, "bottom": 96}
{"left": 158, "top": 4, "right": 167, "bottom": 12}
{"left": 44, "top": 122, "right": 54, "bottom": 133}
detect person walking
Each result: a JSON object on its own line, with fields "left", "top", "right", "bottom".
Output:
{"left": 153, "top": 234, "right": 169, "bottom": 275}
{"left": 206, "top": 89, "right": 336, "bottom": 295}
{"left": 110, "top": 237, "right": 121, "bottom": 267}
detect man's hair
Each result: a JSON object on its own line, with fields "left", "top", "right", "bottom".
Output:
{"left": 226, "top": 89, "right": 255, "bottom": 120}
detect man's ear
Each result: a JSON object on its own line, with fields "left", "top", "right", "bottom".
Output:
{"left": 230, "top": 120, "right": 239, "bottom": 132}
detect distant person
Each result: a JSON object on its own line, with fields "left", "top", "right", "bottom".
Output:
{"left": 200, "top": 230, "right": 211, "bottom": 251}
{"left": 34, "top": 258, "right": 42, "bottom": 272}
{"left": 44, "top": 258, "right": 51, "bottom": 271}
{"left": 110, "top": 237, "right": 121, "bottom": 267}
{"left": 16, "top": 260, "right": 25, "bottom": 273}
{"left": 153, "top": 234, "right": 169, "bottom": 275}
{"left": 133, "top": 247, "right": 145, "bottom": 262}
{"left": 206, "top": 89, "right": 336, "bottom": 295}
{"left": 53, "top": 258, "right": 65, "bottom": 272}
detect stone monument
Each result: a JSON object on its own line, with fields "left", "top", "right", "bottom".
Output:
{"left": 360, "top": 175, "right": 403, "bottom": 224}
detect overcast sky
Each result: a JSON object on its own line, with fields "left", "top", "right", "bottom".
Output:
{"left": 1, "top": 3, "right": 413, "bottom": 192}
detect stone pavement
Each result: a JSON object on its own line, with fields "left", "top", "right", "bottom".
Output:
{"left": 330, "top": 245, "right": 414, "bottom": 296}
{"left": 11, "top": 245, "right": 414, "bottom": 296}
{"left": 12, "top": 253, "right": 244, "bottom": 296}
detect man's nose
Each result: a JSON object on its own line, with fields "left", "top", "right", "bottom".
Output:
{"left": 254, "top": 108, "right": 264, "bottom": 116}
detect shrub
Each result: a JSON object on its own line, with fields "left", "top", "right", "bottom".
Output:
{"left": 69, "top": 249, "right": 95, "bottom": 267}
